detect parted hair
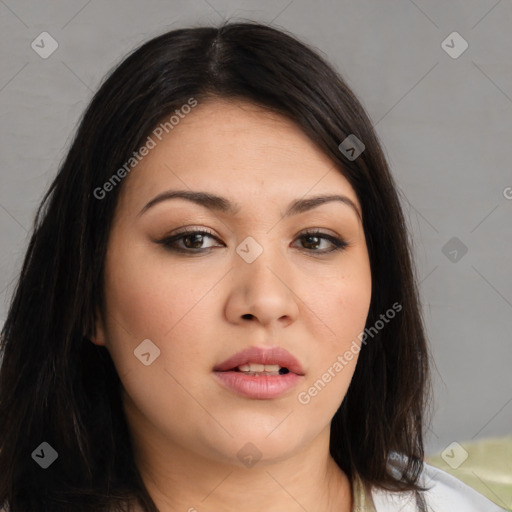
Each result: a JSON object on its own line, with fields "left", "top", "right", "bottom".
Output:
{"left": 0, "top": 21, "right": 432, "bottom": 511}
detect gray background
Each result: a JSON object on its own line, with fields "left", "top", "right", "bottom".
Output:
{"left": 0, "top": 0, "right": 511, "bottom": 457}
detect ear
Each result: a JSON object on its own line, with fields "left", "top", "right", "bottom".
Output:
{"left": 91, "top": 305, "right": 107, "bottom": 347}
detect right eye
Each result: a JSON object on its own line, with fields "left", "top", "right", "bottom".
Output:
{"left": 157, "top": 228, "right": 224, "bottom": 254}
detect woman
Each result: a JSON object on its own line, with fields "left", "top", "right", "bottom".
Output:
{"left": 0, "top": 21, "right": 506, "bottom": 512}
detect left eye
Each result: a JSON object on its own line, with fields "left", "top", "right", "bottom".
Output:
{"left": 157, "top": 229, "right": 348, "bottom": 254}
{"left": 295, "top": 230, "right": 348, "bottom": 253}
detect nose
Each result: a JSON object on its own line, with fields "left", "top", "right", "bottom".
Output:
{"left": 224, "top": 240, "right": 300, "bottom": 328}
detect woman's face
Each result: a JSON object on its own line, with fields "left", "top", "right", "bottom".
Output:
{"left": 95, "top": 98, "right": 372, "bottom": 466}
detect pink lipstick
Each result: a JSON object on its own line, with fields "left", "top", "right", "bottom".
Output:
{"left": 213, "top": 346, "right": 305, "bottom": 399}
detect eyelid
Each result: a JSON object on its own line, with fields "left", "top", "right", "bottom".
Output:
{"left": 169, "top": 226, "right": 218, "bottom": 237}
{"left": 160, "top": 225, "right": 344, "bottom": 240}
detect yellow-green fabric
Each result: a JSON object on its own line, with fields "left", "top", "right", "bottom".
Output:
{"left": 352, "top": 471, "right": 377, "bottom": 511}
{"left": 426, "top": 435, "right": 512, "bottom": 511}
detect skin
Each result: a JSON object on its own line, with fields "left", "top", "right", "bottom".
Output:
{"left": 93, "top": 98, "right": 372, "bottom": 512}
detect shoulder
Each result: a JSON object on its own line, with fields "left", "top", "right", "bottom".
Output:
{"left": 369, "top": 453, "right": 508, "bottom": 512}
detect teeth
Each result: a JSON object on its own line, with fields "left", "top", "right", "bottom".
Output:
{"left": 237, "top": 363, "right": 282, "bottom": 373}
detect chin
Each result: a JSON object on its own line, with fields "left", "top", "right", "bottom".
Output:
{"left": 206, "top": 428, "right": 305, "bottom": 467}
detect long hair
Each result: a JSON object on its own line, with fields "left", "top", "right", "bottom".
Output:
{"left": 0, "top": 21, "right": 432, "bottom": 511}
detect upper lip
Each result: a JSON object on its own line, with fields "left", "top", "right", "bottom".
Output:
{"left": 213, "top": 346, "right": 305, "bottom": 375}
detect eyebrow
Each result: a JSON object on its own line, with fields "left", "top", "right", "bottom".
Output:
{"left": 138, "top": 189, "right": 362, "bottom": 222}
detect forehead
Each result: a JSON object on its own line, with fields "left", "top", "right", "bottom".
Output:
{"left": 117, "top": 98, "right": 360, "bottom": 215}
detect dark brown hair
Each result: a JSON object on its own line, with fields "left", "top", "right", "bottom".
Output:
{"left": 0, "top": 20, "right": 432, "bottom": 511}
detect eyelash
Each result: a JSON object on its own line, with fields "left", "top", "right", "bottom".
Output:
{"left": 156, "top": 228, "right": 349, "bottom": 255}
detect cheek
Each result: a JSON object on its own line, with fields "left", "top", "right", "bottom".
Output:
{"left": 294, "top": 254, "right": 371, "bottom": 410}
{"left": 303, "top": 253, "right": 372, "bottom": 348}
{"left": 332, "top": 277, "right": 372, "bottom": 344}
{"left": 101, "top": 245, "right": 217, "bottom": 440}
{"left": 100, "top": 243, "right": 198, "bottom": 378}
{"left": 103, "top": 239, "right": 213, "bottom": 341}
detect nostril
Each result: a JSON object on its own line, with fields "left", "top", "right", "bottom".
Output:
{"left": 242, "top": 314, "right": 254, "bottom": 320}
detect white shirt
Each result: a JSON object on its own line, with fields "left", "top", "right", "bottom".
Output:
{"left": 368, "top": 457, "right": 508, "bottom": 511}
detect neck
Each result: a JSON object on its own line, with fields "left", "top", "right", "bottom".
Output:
{"left": 125, "top": 400, "right": 353, "bottom": 512}
{"left": 137, "top": 448, "right": 352, "bottom": 512}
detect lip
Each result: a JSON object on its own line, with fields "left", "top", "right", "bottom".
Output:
{"left": 213, "top": 346, "right": 305, "bottom": 375}
{"left": 212, "top": 346, "right": 305, "bottom": 400}
{"left": 213, "top": 371, "right": 303, "bottom": 399}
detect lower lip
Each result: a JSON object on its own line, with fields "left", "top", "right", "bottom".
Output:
{"left": 213, "top": 370, "right": 303, "bottom": 399}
